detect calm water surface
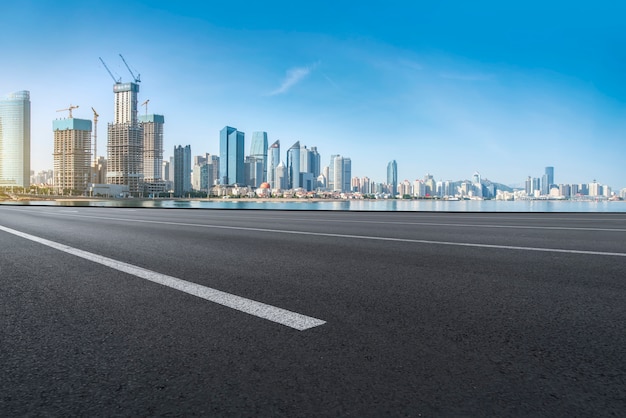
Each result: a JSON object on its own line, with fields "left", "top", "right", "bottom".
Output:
{"left": 5, "top": 199, "right": 626, "bottom": 212}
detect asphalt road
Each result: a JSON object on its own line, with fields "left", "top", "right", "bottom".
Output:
{"left": 1, "top": 206, "right": 625, "bottom": 416}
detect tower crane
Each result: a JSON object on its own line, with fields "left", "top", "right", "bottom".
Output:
{"left": 91, "top": 107, "right": 99, "bottom": 167}
{"left": 119, "top": 54, "right": 141, "bottom": 83}
{"left": 56, "top": 104, "right": 79, "bottom": 118}
{"left": 141, "top": 99, "right": 150, "bottom": 116}
{"left": 99, "top": 57, "right": 121, "bottom": 84}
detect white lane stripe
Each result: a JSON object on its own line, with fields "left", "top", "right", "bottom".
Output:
{"left": 157, "top": 214, "right": 626, "bottom": 232}
{"left": 0, "top": 224, "right": 326, "bottom": 331}
{"left": 27, "top": 211, "right": 626, "bottom": 258}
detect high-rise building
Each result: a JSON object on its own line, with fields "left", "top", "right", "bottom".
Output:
{"left": 299, "top": 144, "right": 320, "bottom": 191}
{"left": 545, "top": 166, "right": 554, "bottom": 187}
{"left": 360, "top": 176, "right": 371, "bottom": 194}
{"left": 588, "top": 180, "right": 602, "bottom": 197}
{"left": 275, "top": 161, "right": 287, "bottom": 190}
{"left": 250, "top": 132, "right": 268, "bottom": 182}
{"left": 0, "top": 91, "right": 30, "bottom": 187}
{"left": 53, "top": 117, "right": 92, "bottom": 194}
{"left": 300, "top": 145, "right": 311, "bottom": 175}
{"left": 424, "top": 174, "right": 436, "bottom": 197}
{"left": 219, "top": 126, "right": 244, "bottom": 185}
{"left": 267, "top": 140, "right": 280, "bottom": 189}
{"left": 309, "top": 146, "right": 321, "bottom": 179}
{"left": 387, "top": 160, "right": 397, "bottom": 196}
{"left": 94, "top": 157, "right": 107, "bottom": 184}
{"left": 139, "top": 114, "right": 165, "bottom": 194}
{"left": 174, "top": 145, "right": 191, "bottom": 197}
{"left": 472, "top": 171, "right": 483, "bottom": 198}
{"left": 329, "top": 155, "right": 351, "bottom": 193}
{"left": 201, "top": 155, "right": 219, "bottom": 193}
{"left": 532, "top": 177, "right": 541, "bottom": 194}
{"left": 525, "top": 176, "right": 532, "bottom": 195}
{"left": 327, "top": 154, "right": 339, "bottom": 191}
{"left": 191, "top": 154, "right": 208, "bottom": 191}
{"left": 287, "top": 141, "right": 301, "bottom": 189}
{"left": 541, "top": 173, "right": 549, "bottom": 195}
{"left": 245, "top": 156, "right": 264, "bottom": 187}
{"left": 162, "top": 160, "right": 171, "bottom": 190}
{"left": 107, "top": 82, "right": 143, "bottom": 195}
{"left": 342, "top": 157, "right": 351, "bottom": 193}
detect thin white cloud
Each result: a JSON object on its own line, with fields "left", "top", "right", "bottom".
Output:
{"left": 270, "top": 63, "right": 317, "bottom": 95}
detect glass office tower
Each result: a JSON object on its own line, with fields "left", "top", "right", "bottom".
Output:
{"left": 250, "top": 131, "right": 268, "bottom": 182}
{"left": 0, "top": 91, "right": 31, "bottom": 187}
{"left": 219, "top": 126, "right": 244, "bottom": 185}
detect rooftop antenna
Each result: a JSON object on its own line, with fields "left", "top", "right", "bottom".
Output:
{"left": 99, "top": 57, "right": 121, "bottom": 84}
{"left": 119, "top": 54, "right": 141, "bottom": 83}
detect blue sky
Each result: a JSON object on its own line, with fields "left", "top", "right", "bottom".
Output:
{"left": 2, "top": 1, "right": 625, "bottom": 189}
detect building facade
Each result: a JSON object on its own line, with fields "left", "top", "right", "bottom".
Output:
{"left": 387, "top": 160, "right": 397, "bottom": 196}
{"left": 267, "top": 140, "right": 280, "bottom": 189}
{"left": 107, "top": 82, "right": 143, "bottom": 195}
{"left": 250, "top": 131, "right": 268, "bottom": 183}
{"left": 173, "top": 145, "right": 191, "bottom": 197}
{"left": 0, "top": 91, "right": 30, "bottom": 187}
{"left": 53, "top": 118, "right": 92, "bottom": 194}
{"left": 219, "top": 126, "right": 244, "bottom": 185}
{"left": 139, "top": 113, "right": 165, "bottom": 194}
{"left": 287, "top": 141, "right": 301, "bottom": 189}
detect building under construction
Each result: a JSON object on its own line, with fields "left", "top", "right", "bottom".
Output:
{"left": 139, "top": 113, "right": 166, "bottom": 195}
{"left": 102, "top": 55, "right": 144, "bottom": 196}
{"left": 107, "top": 115, "right": 143, "bottom": 195}
{"left": 53, "top": 118, "right": 92, "bottom": 194}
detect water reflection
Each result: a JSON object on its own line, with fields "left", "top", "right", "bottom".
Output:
{"left": 3, "top": 198, "right": 624, "bottom": 212}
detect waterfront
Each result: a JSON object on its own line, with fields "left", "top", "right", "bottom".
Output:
{"left": 1, "top": 198, "right": 625, "bottom": 212}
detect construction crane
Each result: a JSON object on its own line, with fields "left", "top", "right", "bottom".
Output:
{"left": 119, "top": 54, "right": 141, "bottom": 83}
{"left": 56, "top": 104, "right": 79, "bottom": 118}
{"left": 141, "top": 99, "right": 150, "bottom": 116}
{"left": 91, "top": 107, "right": 99, "bottom": 167}
{"left": 99, "top": 57, "right": 121, "bottom": 84}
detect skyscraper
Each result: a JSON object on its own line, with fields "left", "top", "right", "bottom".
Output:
{"left": 309, "top": 146, "right": 321, "bottom": 179}
{"left": 327, "top": 154, "right": 339, "bottom": 191}
{"left": 219, "top": 126, "right": 244, "bottom": 185}
{"left": 267, "top": 140, "right": 280, "bottom": 189}
{"left": 329, "top": 155, "right": 351, "bottom": 193}
{"left": 201, "top": 154, "right": 219, "bottom": 193}
{"left": 107, "top": 82, "right": 143, "bottom": 195}
{"left": 275, "top": 161, "right": 287, "bottom": 190}
{"left": 53, "top": 117, "right": 92, "bottom": 194}
{"left": 525, "top": 176, "right": 532, "bottom": 195}
{"left": 287, "top": 141, "right": 301, "bottom": 189}
{"left": 545, "top": 166, "right": 554, "bottom": 187}
{"left": 250, "top": 131, "right": 268, "bottom": 182}
{"left": 245, "top": 156, "right": 263, "bottom": 187}
{"left": 139, "top": 113, "right": 165, "bottom": 194}
{"left": 0, "top": 91, "right": 30, "bottom": 187}
{"left": 387, "top": 160, "right": 397, "bottom": 196}
{"left": 298, "top": 144, "right": 320, "bottom": 191}
{"left": 174, "top": 145, "right": 191, "bottom": 197}
{"left": 342, "top": 157, "right": 351, "bottom": 193}
{"left": 542, "top": 166, "right": 555, "bottom": 195}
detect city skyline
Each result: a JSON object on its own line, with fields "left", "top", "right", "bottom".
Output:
{"left": 1, "top": 2, "right": 625, "bottom": 189}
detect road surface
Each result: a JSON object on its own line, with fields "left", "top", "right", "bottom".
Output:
{"left": 1, "top": 206, "right": 625, "bottom": 416}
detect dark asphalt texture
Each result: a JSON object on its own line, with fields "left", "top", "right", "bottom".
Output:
{"left": 1, "top": 206, "right": 625, "bottom": 416}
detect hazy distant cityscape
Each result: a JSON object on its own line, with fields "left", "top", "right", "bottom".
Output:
{"left": 1, "top": 57, "right": 624, "bottom": 202}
